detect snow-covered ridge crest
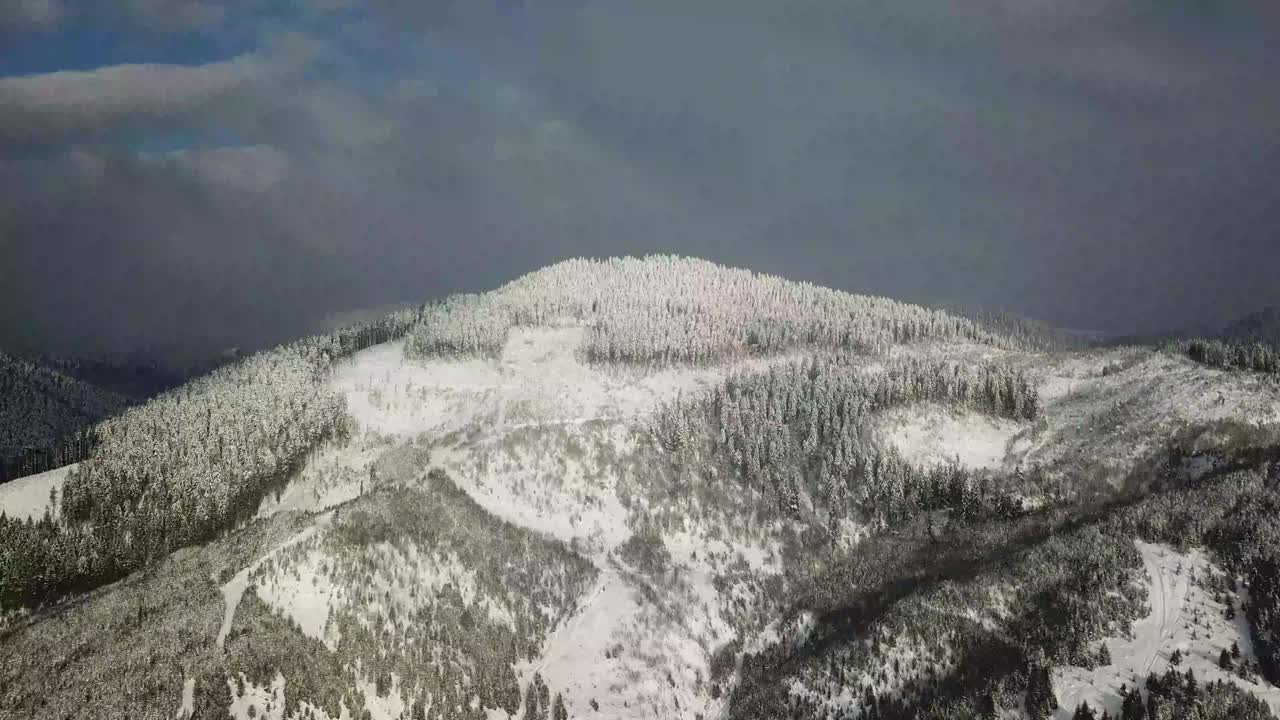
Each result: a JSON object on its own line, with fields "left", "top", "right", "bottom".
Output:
{"left": 405, "top": 255, "right": 1023, "bottom": 368}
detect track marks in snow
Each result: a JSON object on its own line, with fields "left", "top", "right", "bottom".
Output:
{"left": 217, "top": 514, "right": 330, "bottom": 648}
{"left": 1053, "top": 540, "right": 1280, "bottom": 718}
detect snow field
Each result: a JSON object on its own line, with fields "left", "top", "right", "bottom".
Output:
{"left": 0, "top": 462, "right": 77, "bottom": 521}
{"left": 871, "top": 404, "right": 1023, "bottom": 471}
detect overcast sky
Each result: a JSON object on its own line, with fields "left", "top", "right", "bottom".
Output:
{"left": 2, "top": 0, "right": 1277, "bottom": 361}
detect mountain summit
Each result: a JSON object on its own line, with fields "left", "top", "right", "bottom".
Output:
{"left": 2, "top": 256, "right": 1278, "bottom": 720}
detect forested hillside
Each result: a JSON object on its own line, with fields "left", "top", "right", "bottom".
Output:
{"left": 0, "top": 307, "right": 423, "bottom": 611}
{"left": 1, "top": 256, "right": 1278, "bottom": 720}
{"left": 406, "top": 256, "right": 1015, "bottom": 366}
{"left": 648, "top": 356, "right": 1037, "bottom": 537}
{"left": 0, "top": 351, "right": 130, "bottom": 482}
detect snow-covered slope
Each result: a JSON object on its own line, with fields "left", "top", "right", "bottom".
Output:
{"left": 1055, "top": 541, "right": 1280, "bottom": 718}
{"left": 225, "top": 321, "right": 1280, "bottom": 720}
{"left": 8, "top": 263, "right": 1280, "bottom": 720}
{"left": 0, "top": 462, "right": 76, "bottom": 521}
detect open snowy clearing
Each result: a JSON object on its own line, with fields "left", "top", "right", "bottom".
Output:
{"left": 871, "top": 404, "right": 1023, "bottom": 471}
{"left": 1053, "top": 540, "right": 1280, "bottom": 718}
{"left": 334, "top": 326, "right": 808, "bottom": 443}
{"left": 255, "top": 433, "right": 391, "bottom": 519}
{"left": 521, "top": 565, "right": 731, "bottom": 720}
{"left": 0, "top": 463, "right": 76, "bottom": 521}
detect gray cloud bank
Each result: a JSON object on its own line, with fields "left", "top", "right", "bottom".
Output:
{"left": 1, "top": 0, "right": 1278, "bottom": 361}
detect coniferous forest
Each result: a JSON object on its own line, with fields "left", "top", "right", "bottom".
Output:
{"left": 1, "top": 257, "right": 1279, "bottom": 720}
{"left": 0, "top": 308, "right": 423, "bottom": 610}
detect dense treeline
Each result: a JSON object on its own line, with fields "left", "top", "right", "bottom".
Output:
{"left": 942, "top": 305, "right": 1103, "bottom": 353}
{"left": 0, "top": 351, "right": 130, "bottom": 482}
{"left": 405, "top": 256, "right": 1026, "bottom": 365}
{"left": 650, "top": 356, "right": 1037, "bottom": 530}
{"left": 0, "top": 308, "right": 424, "bottom": 611}
{"left": 1115, "top": 668, "right": 1276, "bottom": 720}
{"left": 1176, "top": 338, "right": 1280, "bottom": 375}
{"left": 404, "top": 293, "right": 511, "bottom": 359}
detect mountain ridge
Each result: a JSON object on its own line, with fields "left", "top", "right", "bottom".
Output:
{"left": 1, "top": 255, "right": 1278, "bottom": 720}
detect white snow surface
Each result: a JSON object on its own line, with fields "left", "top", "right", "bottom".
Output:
{"left": 336, "top": 326, "right": 804, "bottom": 443}
{"left": 871, "top": 404, "right": 1023, "bottom": 471}
{"left": 255, "top": 435, "right": 388, "bottom": 518}
{"left": 250, "top": 543, "right": 347, "bottom": 649}
{"left": 177, "top": 677, "right": 195, "bottom": 719}
{"left": 1054, "top": 541, "right": 1280, "bottom": 718}
{"left": 0, "top": 463, "right": 77, "bottom": 521}
{"left": 520, "top": 567, "right": 719, "bottom": 720}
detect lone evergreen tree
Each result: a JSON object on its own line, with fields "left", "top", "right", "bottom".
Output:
{"left": 1120, "top": 687, "right": 1145, "bottom": 720}
{"left": 1025, "top": 662, "right": 1058, "bottom": 720}
{"left": 1220, "top": 648, "right": 1235, "bottom": 670}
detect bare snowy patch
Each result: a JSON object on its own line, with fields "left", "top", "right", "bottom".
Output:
{"left": 335, "top": 326, "right": 805, "bottom": 444}
{"left": 218, "top": 515, "right": 330, "bottom": 648}
{"left": 0, "top": 462, "right": 76, "bottom": 521}
{"left": 871, "top": 404, "right": 1023, "bottom": 471}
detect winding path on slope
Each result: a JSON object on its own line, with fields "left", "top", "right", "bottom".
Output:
{"left": 216, "top": 513, "right": 332, "bottom": 648}
{"left": 1136, "top": 542, "right": 1187, "bottom": 677}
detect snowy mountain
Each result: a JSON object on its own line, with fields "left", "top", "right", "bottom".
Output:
{"left": 1, "top": 256, "right": 1279, "bottom": 720}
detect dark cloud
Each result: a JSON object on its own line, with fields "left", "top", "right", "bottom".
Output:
{"left": 0, "top": 0, "right": 65, "bottom": 31}
{"left": 0, "top": 35, "right": 319, "bottom": 148}
{"left": 113, "top": 0, "right": 227, "bottom": 33}
{"left": 1, "top": 0, "right": 1278, "bottom": 361}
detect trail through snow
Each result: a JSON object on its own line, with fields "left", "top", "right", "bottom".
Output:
{"left": 1054, "top": 541, "right": 1280, "bottom": 718}
{"left": 216, "top": 514, "right": 331, "bottom": 648}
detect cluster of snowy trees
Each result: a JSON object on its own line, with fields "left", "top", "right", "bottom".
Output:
{"left": 404, "top": 256, "right": 1017, "bottom": 365}
{"left": 404, "top": 293, "right": 512, "bottom": 359}
{"left": 1103, "top": 668, "right": 1276, "bottom": 719}
{"left": 651, "top": 356, "right": 1037, "bottom": 530}
{"left": 0, "top": 351, "right": 129, "bottom": 482}
{"left": 1178, "top": 338, "right": 1280, "bottom": 375}
{"left": 0, "top": 309, "right": 426, "bottom": 610}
